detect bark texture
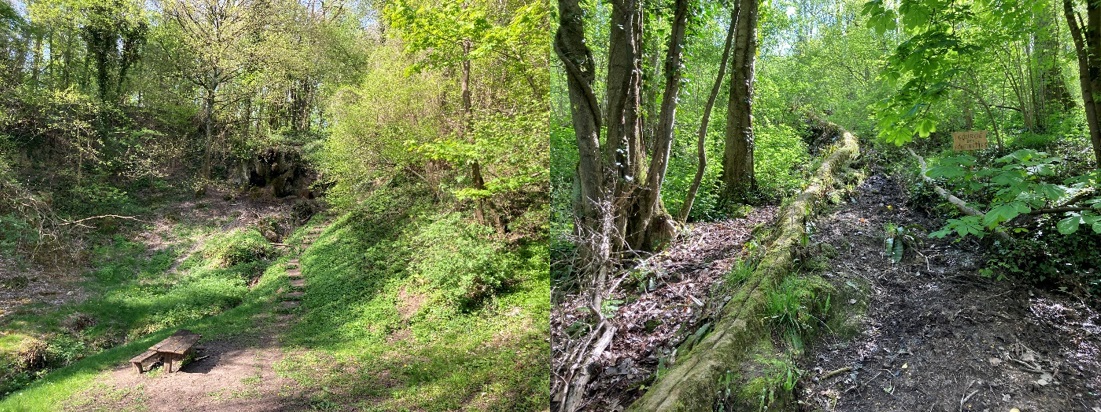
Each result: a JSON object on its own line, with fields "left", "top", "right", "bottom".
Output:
{"left": 721, "top": 0, "right": 759, "bottom": 201}
{"left": 1064, "top": 0, "right": 1101, "bottom": 166}
{"left": 624, "top": 0, "right": 688, "bottom": 251}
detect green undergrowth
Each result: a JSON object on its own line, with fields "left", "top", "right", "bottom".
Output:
{"left": 276, "top": 185, "right": 549, "bottom": 411}
{"left": 0, "top": 223, "right": 293, "bottom": 410}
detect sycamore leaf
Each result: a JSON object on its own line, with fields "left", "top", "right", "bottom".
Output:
{"left": 1037, "top": 183, "right": 1066, "bottom": 202}
{"left": 927, "top": 164, "right": 966, "bottom": 179}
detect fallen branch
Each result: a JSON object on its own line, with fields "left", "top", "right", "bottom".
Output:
{"left": 907, "top": 148, "right": 1011, "bottom": 241}
{"left": 62, "top": 214, "right": 144, "bottom": 227}
{"left": 557, "top": 320, "right": 616, "bottom": 412}
{"left": 1026, "top": 188, "right": 1096, "bottom": 216}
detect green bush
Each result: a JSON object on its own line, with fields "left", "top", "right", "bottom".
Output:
{"left": 410, "top": 212, "right": 513, "bottom": 308}
{"left": 200, "top": 229, "right": 275, "bottom": 268}
{"left": 756, "top": 122, "right": 810, "bottom": 201}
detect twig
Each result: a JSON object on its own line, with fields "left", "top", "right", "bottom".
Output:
{"left": 960, "top": 378, "right": 977, "bottom": 411}
{"left": 959, "top": 387, "right": 979, "bottom": 412}
{"left": 821, "top": 366, "right": 853, "bottom": 380}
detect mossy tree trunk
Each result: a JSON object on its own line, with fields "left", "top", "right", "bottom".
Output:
{"left": 631, "top": 123, "right": 860, "bottom": 411}
{"left": 721, "top": 0, "right": 759, "bottom": 202}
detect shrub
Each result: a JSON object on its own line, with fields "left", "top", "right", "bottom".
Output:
{"left": 410, "top": 212, "right": 513, "bottom": 308}
{"left": 756, "top": 122, "right": 810, "bottom": 201}
{"left": 200, "top": 228, "right": 274, "bottom": 268}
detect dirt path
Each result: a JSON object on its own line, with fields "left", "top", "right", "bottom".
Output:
{"left": 797, "top": 174, "right": 1101, "bottom": 411}
{"left": 68, "top": 227, "right": 324, "bottom": 412}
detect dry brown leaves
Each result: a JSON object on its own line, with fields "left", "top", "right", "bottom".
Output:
{"left": 551, "top": 206, "right": 777, "bottom": 411}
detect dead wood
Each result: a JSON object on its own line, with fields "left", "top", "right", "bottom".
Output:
{"left": 629, "top": 120, "right": 860, "bottom": 411}
{"left": 555, "top": 320, "right": 616, "bottom": 412}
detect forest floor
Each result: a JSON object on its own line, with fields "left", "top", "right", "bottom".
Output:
{"left": 64, "top": 224, "right": 324, "bottom": 412}
{"left": 551, "top": 207, "right": 778, "bottom": 411}
{"left": 795, "top": 173, "right": 1101, "bottom": 411}
{"left": 555, "top": 164, "right": 1101, "bottom": 411}
{"left": 67, "top": 259, "right": 319, "bottom": 411}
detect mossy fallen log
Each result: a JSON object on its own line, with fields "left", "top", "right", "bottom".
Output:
{"left": 629, "top": 122, "right": 860, "bottom": 411}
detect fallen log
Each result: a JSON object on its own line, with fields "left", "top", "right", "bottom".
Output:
{"left": 629, "top": 121, "right": 860, "bottom": 411}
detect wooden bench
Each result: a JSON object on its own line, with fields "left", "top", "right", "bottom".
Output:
{"left": 130, "top": 329, "right": 201, "bottom": 374}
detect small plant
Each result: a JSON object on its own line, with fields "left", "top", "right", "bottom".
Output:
{"left": 726, "top": 259, "right": 755, "bottom": 285}
{"left": 883, "top": 223, "right": 920, "bottom": 264}
{"left": 201, "top": 228, "right": 275, "bottom": 268}
{"left": 745, "top": 357, "right": 802, "bottom": 411}
{"left": 764, "top": 277, "right": 833, "bottom": 350}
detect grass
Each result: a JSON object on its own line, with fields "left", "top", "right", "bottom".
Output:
{"left": 0, "top": 251, "right": 292, "bottom": 411}
{"left": 0, "top": 210, "right": 294, "bottom": 409}
{"left": 275, "top": 185, "right": 550, "bottom": 411}
{"left": 1, "top": 179, "right": 548, "bottom": 411}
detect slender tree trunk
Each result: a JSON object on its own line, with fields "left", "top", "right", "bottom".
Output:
{"left": 458, "top": 38, "right": 498, "bottom": 230}
{"left": 62, "top": 32, "right": 72, "bottom": 88}
{"left": 722, "top": 0, "right": 759, "bottom": 202}
{"left": 203, "top": 84, "right": 216, "bottom": 179}
{"left": 1038, "top": 1, "right": 1074, "bottom": 116}
{"left": 31, "top": 33, "right": 42, "bottom": 88}
{"left": 555, "top": 0, "right": 610, "bottom": 318}
{"left": 625, "top": 0, "right": 688, "bottom": 250}
{"left": 679, "top": 4, "right": 737, "bottom": 223}
{"left": 1064, "top": 0, "right": 1101, "bottom": 167}
{"left": 604, "top": 0, "right": 643, "bottom": 245}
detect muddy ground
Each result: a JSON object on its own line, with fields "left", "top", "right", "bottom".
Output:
{"left": 797, "top": 174, "right": 1101, "bottom": 411}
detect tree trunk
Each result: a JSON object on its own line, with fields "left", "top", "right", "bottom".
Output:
{"left": 605, "top": 0, "right": 643, "bottom": 183}
{"left": 555, "top": 0, "right": 612, "bottom": 326}
{"left": 604, "top": 0, "right": 644, "bottom": 246}
{"left": 722, "top": 0, "right": 759, "bottom": 202}
{"left": 1064, "top": 0, "right": 1101, "bottom": 167}
{"left": 203, "top": 84, "right": 216, "bottom": 179}
{"left": 459, "top": 37, "right": 498, "bottom": 230}
{"left": 31, "top": 32, "right": 42, "bottom": 88}
{"left": 679, "top": 4, "right": 737, "bottom": 223}
{"left": 625, "top": 0, "right": 688, "bottom": 251}
{"left": 1041, "top": 3, "right": 1074, "bottom": 113}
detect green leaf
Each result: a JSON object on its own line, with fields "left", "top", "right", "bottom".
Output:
{"left": 1056, "top": 215, "right": 1081, "bottom": 235}
{"left": 983, "top": 202, "right": 1027, "bottom": 228}
{"left": 915, "top": 118, "right": 936, "bottom": 138}
{"left": 927, "top": 164, "right": 966, "bottom": 179}
{"left": 1037, "top": 183, "right": 1066, "bottom": 202}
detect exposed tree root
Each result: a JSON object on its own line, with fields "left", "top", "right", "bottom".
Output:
{"left": 629, "top": 120, "right": 860, "bottom": 411}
